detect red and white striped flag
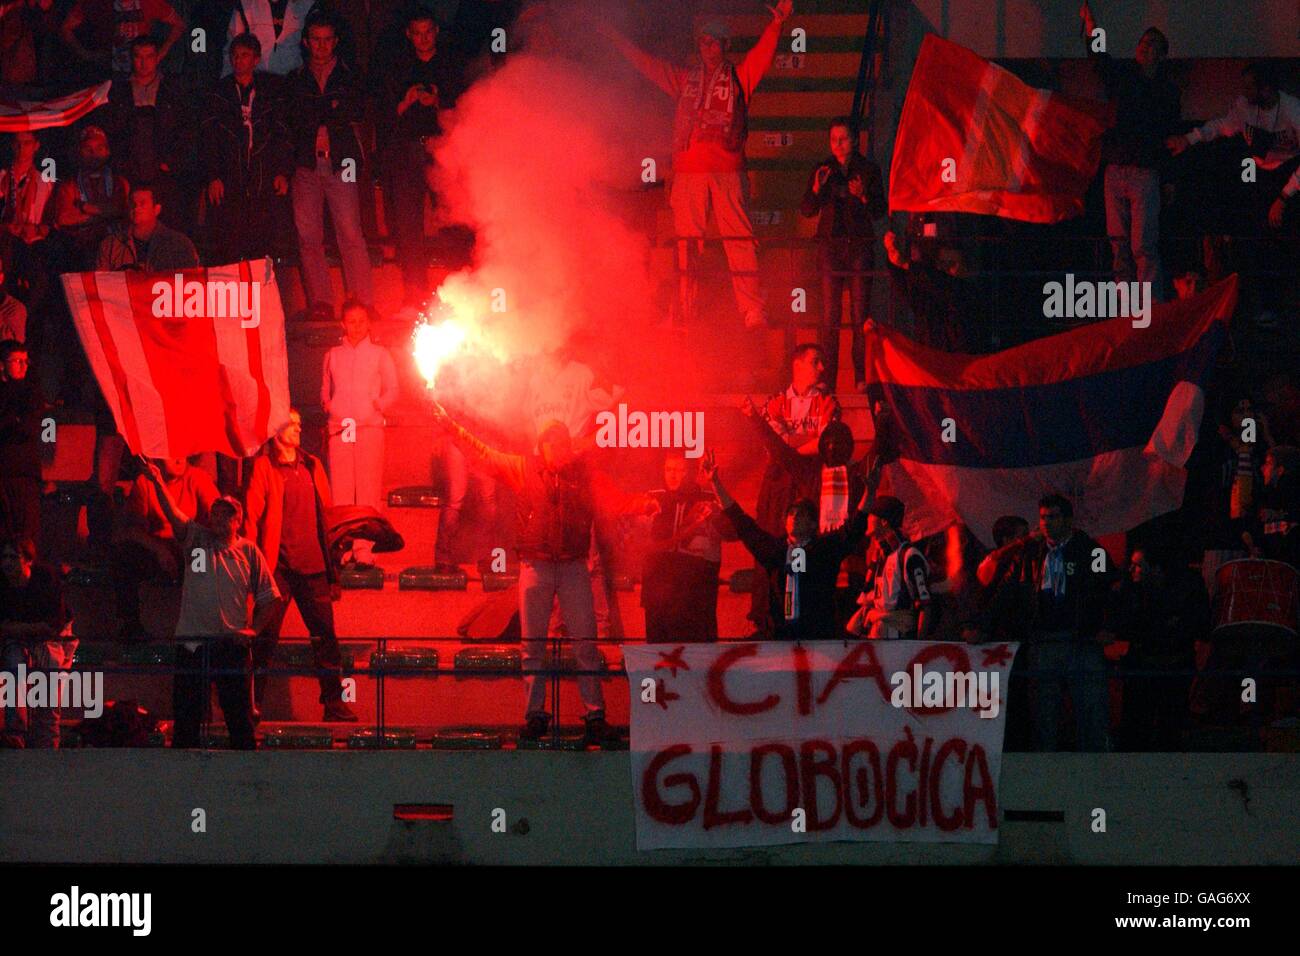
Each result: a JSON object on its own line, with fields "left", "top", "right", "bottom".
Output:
{"left": 0, "top": 82, "right": 111, "bottom": 133}
{"left": 889, "top": 35, "right": 1113, "bottom": 223}
{"left": 60, "top": 258, "right": 291, "bottom": 460}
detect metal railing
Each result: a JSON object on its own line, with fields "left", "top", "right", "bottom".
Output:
{"left": 32, "top": 632, "right": 1300, "bottom": 753}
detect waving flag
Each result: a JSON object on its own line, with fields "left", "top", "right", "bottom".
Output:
{"left": 60, "top": 259, "right": 290, "bottom": 460}
{"left": 889, "top": 35, "right": 1112, "bottom": 223}
{"left": 0, "top": 82, "right": 111, "bottom": 133}
{"left": 866, "top": 276, "right": 1238, "bottom": 545}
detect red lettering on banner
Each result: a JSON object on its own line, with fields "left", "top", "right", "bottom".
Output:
{"left": 794, "top": 644, "right": 813, "bottom": 716}
{"left": 903, "top": 643, "right": 973, "bottom": 716}
{"left": 642, "top": 744, "right": 700, "bottom": 825}
{"left": 962, "top": 743, "right": 998, "bottom": 829}
{"left": 707, "top": 644, "right": 780, "bottom": 715}
{"left": 817, "top": 640, "right": 891, "bottom": 707}
{"left": 886, "top": 728, "right": 919, "bottom": 828}
{"left": 929, "top": 738, "right": 967, "bottom": 831}
{"left": 799, "top": 739, "right": 842, "bottom": 830}
{"left": 750, "top": 743, "right": 799, "bottom": 824}
{"left": 842, "top": 739, "right": 884, "bottom": 829}
{"left": 638, "top": 735, "right": 997, "bottom": 837}
{"left": 704, "top": 744, "right": 754, "bottom": 829}
{"left": 917, "top": 735, "right": 934, "bottom": 826}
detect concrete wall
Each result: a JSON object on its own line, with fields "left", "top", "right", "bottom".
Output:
{"left": 2, "top": 751, "right": 1296, "bottom": 865}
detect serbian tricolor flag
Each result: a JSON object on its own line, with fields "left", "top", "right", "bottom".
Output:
{"left": 866, "top": 275, "right": 1238, "bottom": 545}
{"left": 0, "top": 82, "right": 111, "bottom": 133}
{"left": 889, "top": 35, "right": 1112, "bottom": 223}
{"left": 60, "top": 259, "right": 291, "bottom": 460}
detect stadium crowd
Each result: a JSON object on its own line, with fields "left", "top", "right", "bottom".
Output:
{"left": 0, "top": 1, "right": 1297, "bottom": 752}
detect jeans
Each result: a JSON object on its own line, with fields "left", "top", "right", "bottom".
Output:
{"left": 671, "top": 170, "right": 765, "bottom": 322}
{"left": 519, "top": 558, "right": 604, "bottom": 719}
{"left": 292, "top": 160, "right": 374, "bottom": 312}
{"left": 1104, "top": 164, "right": 1163, "bottom": 299}
{"left": 252, "top": 568, "right": 345, "bottom": 706}
{"left": 385, "top": 140, "right": 434, "bottom": 306}
{"left": 1028, "top": 637, "right": 1111, "bottom": 752}
{"left": 434, "top": 440, "right": 498, "bottom": 566}
{"left": 2, "top": 638, "right": 78, "bottom": 748}
{"left": 818, "top": 240, "right": 872, "bottom": 388}
{"left": 172, "top": 638, "right": 256, "bottom": 750}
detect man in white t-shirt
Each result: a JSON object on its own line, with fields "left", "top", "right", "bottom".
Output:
{"left": 1168, "top": 61, "right": 1300, "bottom": 229}
{"left": 142, "top": 460, "right": 279, "bottom": 750}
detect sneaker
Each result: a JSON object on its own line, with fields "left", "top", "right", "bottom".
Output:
{"left": 520, "top": 713, "right": 550, "bottom": 741}
{"left": 583, "top": 712, "right": 616, "bottom": 747}
{"left": 322, "top": 700, "right": 359, "bottom": 722}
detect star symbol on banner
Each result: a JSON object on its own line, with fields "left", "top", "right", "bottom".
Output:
{"left": 981, "top": 644, "right": 1013, "bottom": 667}
{"left": 654, "top": 646, "right": 689, "bottom": 678}
{"left": 655, "top": 678, "right": 680, "bottom": 711}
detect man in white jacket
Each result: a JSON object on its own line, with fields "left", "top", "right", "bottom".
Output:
{"left": 320, "top": 300, "right": 399, "bottom": 510}
{"left": 1167, "top": 62, "right": 1300, "bottom": 229}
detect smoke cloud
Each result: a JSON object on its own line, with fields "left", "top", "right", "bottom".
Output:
{"left": 429, "top": 1, "right": 712, "bottom": 441}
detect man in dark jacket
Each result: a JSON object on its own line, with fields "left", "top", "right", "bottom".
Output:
{"left": 990, "top": 493, "right": 1120, "bottom": 751}
{"left": 285, "top": 8, "right": 373, "bottom": 319}
{"left": 102, "top": 36, "right": 192, "bottom": 230}
{"left": 799, "top": 116, "right": 886, "bottom": 392}
{"left": 1111, "top": 546, "right": 1205, "bottom": 751}
{"left": 638, "top": 453, "right": 732, "bottom": 643}
{"left": 0, "top": 340, "right": 42, "bottom": 545}
{"left": 200, "top": 31, "right": 294, "bottom": 266}
{"left": 95, "top": 184, "right": 199, "bottom": 271}
{"left": 429, "top": 398, "right": 620, "bottom": 745}
{"left": 1079, "top": 2, "right": 1181, "bottom": 300}
{"left": 374, "top": 8, "right": 461, "bottom": 314}
{"left": 703, "top": 449, "right": 878, "bottom": 642}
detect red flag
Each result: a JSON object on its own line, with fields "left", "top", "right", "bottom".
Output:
{"left": 59, "top": 259, "right": 291, "bottom": 460}
{"left": 889, "top": 35, "right": 1112, "bottom": 223}
{"left": 0, "top": 82, "right": 111, "bottom": 133}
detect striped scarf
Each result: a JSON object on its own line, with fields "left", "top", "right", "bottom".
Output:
{"left": 819, "top": 465, "right": 849, "bottom": 532}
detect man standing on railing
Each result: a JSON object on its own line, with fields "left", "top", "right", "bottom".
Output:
{"left": 427, "top": 397, "right": 620, "bottom": 746}
{"left": 600, "top": 0, "right": 793, "bottom": 329}
{"left": 800, "top": 116, "right": 886, "bottom": 393}
{"left": 141, "top": 463, "right": 280, "bottom": 750}
{"left": 1078, "top": 2, "right": 1180, "bottom": 302}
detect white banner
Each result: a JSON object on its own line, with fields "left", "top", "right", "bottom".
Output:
{"left": 623, "top": 640, "right": 1019, "bottom": 851}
